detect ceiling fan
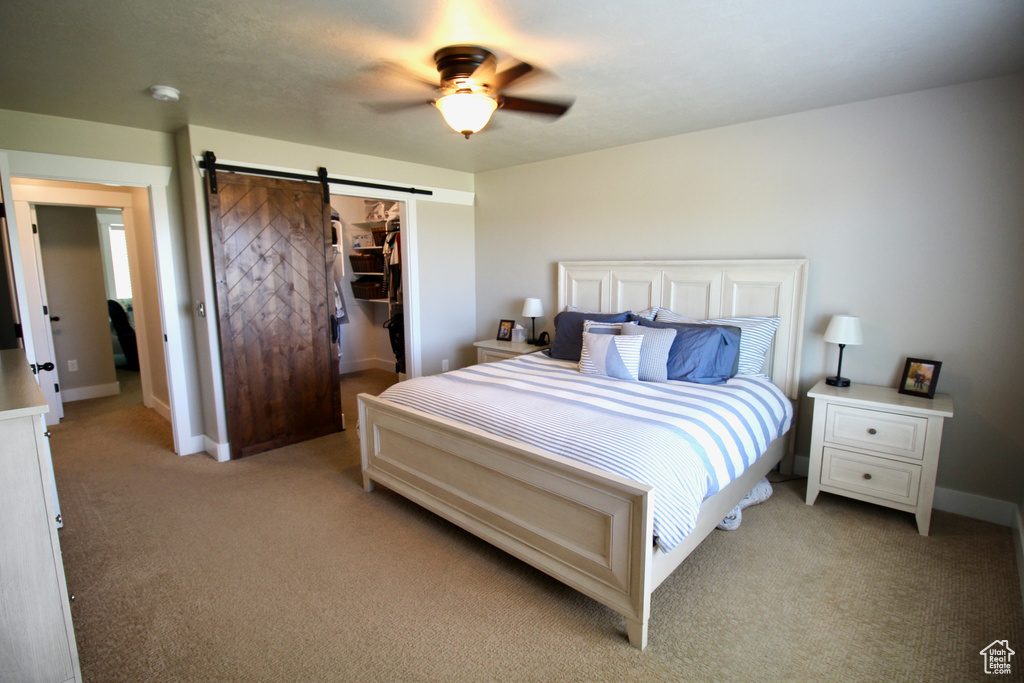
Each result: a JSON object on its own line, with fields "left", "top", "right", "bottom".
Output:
{"left": 374, "top": 45, "right": 573, "bottom": 139}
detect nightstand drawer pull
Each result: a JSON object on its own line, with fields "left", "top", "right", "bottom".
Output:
{"left": 862, "top": 473, "right": 872, "bottom": 480}
{"left": 867, "top": 428, "right": 877, "bottom": 435}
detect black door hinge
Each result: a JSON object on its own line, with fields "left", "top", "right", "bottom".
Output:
{"left": 54, "top": 383, "right": 59, "bottom": 393}
{"left": 32, "top": 223, "right": 38, "bottom": 234}
{"left": 0, "top": 202, "right": 6, "bottom": 219}
{"left": 42, "top": 305, "right": 48, "bottom": 315}
{"left": 14, "top": 323, "right": 22, "bottom": 339}
{"left": 30, "top": 363, "right": 37, "bottom": 374}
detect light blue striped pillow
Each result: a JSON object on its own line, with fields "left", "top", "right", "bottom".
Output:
{"left": 579, "top": 332, "right": 642, "bottom": 381}
{"left": 656, "top": 309, "right": 779, "bottom": 375}
{"left": 582, "top": 319, "right": 625, "bottom": 335}
{"left": 620, "top": 322, "right": 676, "bottom": 383}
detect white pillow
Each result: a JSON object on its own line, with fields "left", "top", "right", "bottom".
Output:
{"left": 579, "top": 332, "right": 642, "bottom": 381}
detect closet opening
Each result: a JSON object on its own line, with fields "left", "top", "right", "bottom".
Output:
{"left": 330, "top": 193, "right": 408, "bottom": 402}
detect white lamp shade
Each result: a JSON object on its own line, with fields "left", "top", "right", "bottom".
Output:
{"left": 435, "top": 93, "right": 497, "bottom": 135}
{"left": 823, "top": 315, "right": 863, "bottom": 345}
{"left": 522, "top": 297, "right": 544, "bottom": 318}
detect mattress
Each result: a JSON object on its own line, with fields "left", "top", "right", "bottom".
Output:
{"left": 379, "top": 352, "right": 793, "bottom": 551}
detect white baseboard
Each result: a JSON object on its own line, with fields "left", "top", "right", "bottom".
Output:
{"left": 339, "top": 357, "right": 396, "bottom": 375}
{"left": 177, "top": 434, "right": 206, "bottom": 457}
{"left": 149, "top": 395, "right": 172, "bottom": 423}
{"left": 1013, "top": 505, "right": 1024, "bottom": 612}
{"left": 792, "top": 454, "right": 1015, "bottom": 527}
{"left": 62, "top": 381, "right": 120, "bottom": 402}
{"left": 203, "top": 435, "right": 231, "bottom": 462}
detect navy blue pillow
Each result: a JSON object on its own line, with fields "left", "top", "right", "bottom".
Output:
{"left": 550, "top": 311, "right": 633, "bottom": 361}
{"left": 636, "top": 318, "right": 741, "bottom": 384}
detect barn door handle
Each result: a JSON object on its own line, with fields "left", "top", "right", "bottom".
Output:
{"left": 38, "top": 362, "right": 55, "bottom": 372}
{"left": 330, "top": 314, "right": 339, "bottom": 343}
{"left": 50, "top": 316, "right": 60, "bottom": 322}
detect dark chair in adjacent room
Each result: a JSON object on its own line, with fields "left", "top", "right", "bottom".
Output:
{"left": 107, "top": 299, "right": 139, "bottom": 371}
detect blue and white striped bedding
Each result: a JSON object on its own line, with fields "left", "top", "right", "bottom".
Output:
{"left": 378, "top": 352, "right": 793, "bottom": 552}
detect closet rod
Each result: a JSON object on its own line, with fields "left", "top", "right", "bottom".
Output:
{"left": 199, "top": 153, "right": 433, "bottom": 197}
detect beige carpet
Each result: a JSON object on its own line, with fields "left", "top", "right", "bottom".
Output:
{"left": 49, "top": 370, "right": 1024, "bottom": 682}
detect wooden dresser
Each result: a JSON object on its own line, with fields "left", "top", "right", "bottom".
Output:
{"left": 0, "top": 349, "right": 81, "bottom": 682}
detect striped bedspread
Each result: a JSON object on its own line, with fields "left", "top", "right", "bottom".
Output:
{"left": 379, "top": 352, "right": 793, "bottom": 552}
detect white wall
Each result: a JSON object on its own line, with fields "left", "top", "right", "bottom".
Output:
{"left": 416, "top": 200, "right": 476, "bottom": 374}
{"left": 474, "top": 74, "right": 1024, "bottom": 503}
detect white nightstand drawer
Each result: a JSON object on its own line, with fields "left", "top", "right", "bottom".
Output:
{"left": 824, "top": 404, "right": 927, "bottom": 460}
{"left": 821, "top": 447, "right": 921, "bottom": 506}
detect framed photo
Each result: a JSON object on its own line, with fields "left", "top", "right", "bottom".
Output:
{"left": 898, "top": 358, "right": 942, "bottom": 399}
{"left": 496, "top": 319, "right": 515, "bottom": 342}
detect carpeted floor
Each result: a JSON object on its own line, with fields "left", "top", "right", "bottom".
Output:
{"left": 49, "top": 370, "right": 1024, "bottom": 682}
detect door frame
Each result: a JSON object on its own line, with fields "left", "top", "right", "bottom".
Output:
{"left": 1, "top": 149, "right": 194, "bottom": 455}
{"left": 11, "top": 201, "right": 65, "bottom": 423}
{"left": 12, "top": 183, "right": 160, "bottom": 417}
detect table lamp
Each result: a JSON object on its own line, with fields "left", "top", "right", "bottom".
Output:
{"left": 522, "top": 298, "right": 544, "bottom": 344}
{"left": 823, "top": 315, "right": 863, "bottom": 387}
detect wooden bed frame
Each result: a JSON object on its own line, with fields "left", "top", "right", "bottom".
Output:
{"left": 358, "top": 259, "right": 808, "bottom": 649}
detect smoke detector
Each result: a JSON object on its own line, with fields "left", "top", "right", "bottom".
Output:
{"left": 149, "top": 85, "right": 180, "bottom": 102}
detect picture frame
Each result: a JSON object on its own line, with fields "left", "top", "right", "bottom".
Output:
{"left": 496, "top": 319, "right": 515, "bottom": 341}
{"left": 898, "top": 358, "right": 942, "bottom": 399}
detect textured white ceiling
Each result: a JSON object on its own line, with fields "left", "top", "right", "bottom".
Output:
{"left": 1, "top": 0, "right": 1022, "bottom": 173}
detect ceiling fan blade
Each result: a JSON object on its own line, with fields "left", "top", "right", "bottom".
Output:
{"left": 372, "top": 60, "right": 439, "bottom": 91}
{"left": 490, "top": 61, "right": 534, "bottom": 91}
{"left": 499, "top": 95, "right": 572, "bottom": 117}
{"left": 363, "top": 99, "right": 433, "bottom": 114}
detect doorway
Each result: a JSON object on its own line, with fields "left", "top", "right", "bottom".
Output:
{"left": 1, "top": 149, "right": 194, "bottom": 455}
{"left": 330, "top": 193, "right": 408, "bottom": 379}
{"left": 9, "top": 179, "right": 168, "bottom": 428}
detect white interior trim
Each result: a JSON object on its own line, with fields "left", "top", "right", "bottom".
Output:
{"left": 2, "top": 149, "right": 194, "bottom": 455}
{"left": 1012, "top": 505, "right": 1024, "bottom": 612}
{"left": 62, "top": 381, "right": 120, "bottom": 402}
{"left": 0, "top": 154, "right": 37, "bottom": 362}
{"left": 339, "top": 357, "right": 396, "bottom": 375}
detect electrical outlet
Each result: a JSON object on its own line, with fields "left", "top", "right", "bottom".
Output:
{"left": 441, "top": 359, "right": 449, "bottom": 372}
{"left": 67, "top": 360, "right": 78, "bottom": 372}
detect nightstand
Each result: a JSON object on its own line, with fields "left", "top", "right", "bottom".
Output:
{"left": 805, "top": 380, "right": 953, "bottom": 535}
{"left": 473, "top": 339, "right": 549, "bottom": 364}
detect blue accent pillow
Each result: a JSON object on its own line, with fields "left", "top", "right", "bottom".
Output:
{"left": 636, "top": 318, "right": 740, "bottom": 384}
{"left": 579, "top": 332, "right": 643, "bottom": 381}
{"left": 655, "top": 310, "right": 779, "bottom": 375}
{"left": 551, "top": 311, "right": 632, "bottom": 361}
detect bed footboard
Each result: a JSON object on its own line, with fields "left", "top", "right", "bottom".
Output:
{"left": 358, "top": 393, "right": 655, "bottom": 649}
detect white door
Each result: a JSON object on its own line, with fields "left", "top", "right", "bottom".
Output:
{"left": 13, "top": 201, "right": 64, "bottom": 424}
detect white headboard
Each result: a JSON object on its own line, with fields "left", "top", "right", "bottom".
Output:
{"left": 557, "top": 259, "right": 809, "bottom": 400}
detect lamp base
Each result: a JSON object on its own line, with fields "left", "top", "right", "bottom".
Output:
{"left": 825, "top": 376, "right": 851, "bottom": 387}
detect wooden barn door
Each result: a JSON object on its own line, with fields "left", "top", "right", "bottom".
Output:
{"left": 206, "top": 171, "right": 342, "bottom": 459}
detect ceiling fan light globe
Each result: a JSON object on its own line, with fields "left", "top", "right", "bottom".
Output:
{"left": 435, "top": 93, "right": 497, "bottom": 138}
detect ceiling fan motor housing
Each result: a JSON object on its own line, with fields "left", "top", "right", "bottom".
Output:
{"left": 434, "top": 45, "right": 496, "bottom": 88}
